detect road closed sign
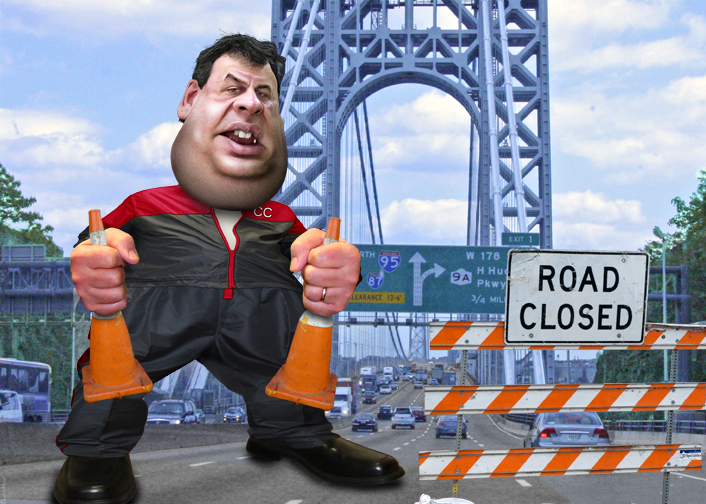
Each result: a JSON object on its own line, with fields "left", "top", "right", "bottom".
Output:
{"left": 505, "top": 250, "right": 649, "bottom": 344}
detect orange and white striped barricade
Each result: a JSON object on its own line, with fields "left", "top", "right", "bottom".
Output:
{"left": 419, "top": 444, "right": 703, "bottom": 480}
{"left": 424, "top": 382, "right": 706, "bottom": 416}
{"left": 429, "top": 321, "right": 706, "bottom": 351}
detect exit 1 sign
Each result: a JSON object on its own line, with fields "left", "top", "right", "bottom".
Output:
{"left": 502, "top": 233, "right": 540, "bottom": 247}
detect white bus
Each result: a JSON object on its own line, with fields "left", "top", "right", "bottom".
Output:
{"left": 0, "top": 358, "right": 51, "bottom": 422}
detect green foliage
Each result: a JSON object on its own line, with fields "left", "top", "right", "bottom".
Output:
{"left": 0, "top": 318, "right": 91, "bottom": 410}
{"left": 0, "top": 163, "right": 63, "bottom": 257}
{"left": 600, "top": 171, "right": 706, "bottom": 386}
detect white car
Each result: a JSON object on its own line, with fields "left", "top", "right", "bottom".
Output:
{"left": 379, "top": 385, "right": 392, "bottom": 394}
{"left": 391, "top": 407, "right": 416, "bottom": 429}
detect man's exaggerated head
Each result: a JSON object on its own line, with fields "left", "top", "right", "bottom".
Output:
{"left": 171, "top": 35, "right": 288, "bottom": 210}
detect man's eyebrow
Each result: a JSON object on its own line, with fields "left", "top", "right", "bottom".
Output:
{"left": 223, "top": 73, "right": 273, "bottom": 92}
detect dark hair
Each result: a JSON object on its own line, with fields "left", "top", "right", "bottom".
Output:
{"left": 192, "top": 34, "right": 285, "bottom": 95}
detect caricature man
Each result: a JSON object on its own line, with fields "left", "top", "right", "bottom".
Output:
{"left": 54, "top": 34, "right": 404, "bottom": 504}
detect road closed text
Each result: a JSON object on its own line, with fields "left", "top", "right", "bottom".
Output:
{"left": 520, "top": 265, "right": 632, "bottom": 331}
{"left": 505, "top": 251, "right": 649, "bottom": 344}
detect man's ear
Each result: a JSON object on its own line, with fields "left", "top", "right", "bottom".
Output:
{"left": 177, "top": 80, "right": 201, "bottom": 121}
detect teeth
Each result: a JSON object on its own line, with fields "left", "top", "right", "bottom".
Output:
{"left": 234, "top": 129, "right": 252, "bottom": 139}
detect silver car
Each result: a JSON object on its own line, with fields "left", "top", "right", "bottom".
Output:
{"left": 523, "top": 412, "right": 611, "bottom": 448}
{"left": 391, "top": 406, "right": 416, "bottom": 429}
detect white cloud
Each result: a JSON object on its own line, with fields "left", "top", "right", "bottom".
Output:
{"left": 554, "top": 190, "right": 644, "bottom": 224}
{"left": 381, "top": 198, "right": 468, "bottom": 245}
{"left": 3, "top": 0, "right": 273, "bottom": 39}
{"left": 552, "top": 221, "right": 651, "bottom": 251}
{"left": 551, "top": 190, "right": 651, "bottom": 250}
{"left": 0, "top": 108, "right": 182, "bottom": 254}
{"left": 549, "top": 0, "right": 706, "bottom": 73}
{"left": 120, "top": 122, "right": 182, "bottom": 170}
{"left": 551, "top": 72, "right": 706, "bottom": 184}
{"left": 371, "top": 90, "right": 471, "bottom": 169}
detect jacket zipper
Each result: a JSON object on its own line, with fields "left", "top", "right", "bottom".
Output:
{"left": 211, "top": 208, "right": 243, "bottom": 299}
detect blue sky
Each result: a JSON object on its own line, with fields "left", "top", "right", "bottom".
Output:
{"left": 2, "top": 0, "right": 706, "bottom": 256}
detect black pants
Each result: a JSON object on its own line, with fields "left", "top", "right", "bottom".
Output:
{"left": 56, "top": 286, "right": 336, "bottom": 457}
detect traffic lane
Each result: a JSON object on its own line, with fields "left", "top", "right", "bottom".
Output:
{"left": 464, "top": 413, "right": 706, "bottom": 504}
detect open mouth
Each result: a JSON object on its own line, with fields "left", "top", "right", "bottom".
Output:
{"left": 223, "top": 129, "right": 258, "bottom": 145}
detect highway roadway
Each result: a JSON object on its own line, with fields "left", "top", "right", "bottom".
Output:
{"left": 3, "top": 380, "right": 706, "bottom": 503}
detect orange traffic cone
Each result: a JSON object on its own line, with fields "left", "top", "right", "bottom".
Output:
{"left": 82, "top": 209, "right": 153, "bottom": 403}
{"left": 265, "top": 217, "right": 341, "bottom": 410}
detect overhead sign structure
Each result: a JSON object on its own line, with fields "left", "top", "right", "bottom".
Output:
{"left": 505, "top": 250, "right": 649, "bottom": 344}
{"left": 350, "top": 245, "right": 508, "bottom": 313}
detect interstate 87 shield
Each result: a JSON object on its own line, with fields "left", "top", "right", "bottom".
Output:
{"left": 505, "top": 250, "right": 649, "bottom": 344}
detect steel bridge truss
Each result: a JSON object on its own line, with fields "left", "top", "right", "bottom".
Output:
{"left": 271, "top": 0, "right": 552, "bottom": 246}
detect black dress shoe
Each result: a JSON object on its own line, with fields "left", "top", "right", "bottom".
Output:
{"left": 246, "top": 436, "right": 405, "bottom": 486}
{"left": 54, "top": 454, "right": 136, "bottom": 504}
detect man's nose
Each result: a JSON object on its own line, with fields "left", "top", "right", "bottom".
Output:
{"left": 234, "top": 88, "right": 263, "bottom": 115}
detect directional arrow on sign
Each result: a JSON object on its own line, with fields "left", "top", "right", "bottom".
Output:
{"left": 410, "top": 252, "right": 446, "bottom": 306}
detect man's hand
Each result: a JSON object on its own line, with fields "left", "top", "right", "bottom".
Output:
{"left": 70, "top": 228, "right": 139, "bottom": 315}
{"left": 290, "top": 229, "right": 361, "bottom": 317}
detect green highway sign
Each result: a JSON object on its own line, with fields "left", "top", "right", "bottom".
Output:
{"left": 349, "top": 245, "right": 509, "bottom": 313}
{"left": 501, "top": 233, "right": 540, "bottom": 247}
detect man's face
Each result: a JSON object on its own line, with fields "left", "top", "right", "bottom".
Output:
{"left": 171, "top": 54, "right": 287, "bottom": 210}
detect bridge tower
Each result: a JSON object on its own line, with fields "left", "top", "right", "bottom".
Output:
{"left": 271, "top": 0, "right": 552, "bottom": 245}
{"left": 272, "top": 0, "right": 552, "bottom": 380}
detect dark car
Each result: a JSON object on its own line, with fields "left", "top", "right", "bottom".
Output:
{"left": 223, "top": 406, "right": 247, "bottom": 423}
{"left": 523, "top": 412, "right": 610, "bottom": 448}
{"left": 146, "top": 400, "right": 197, "bottom": 425}
{"left": 376, "top": 405, "right": 393, "bottom": 420}
{"left": 351, "top": 412, "right": 378, "bottom": 432}
{"left": 362, "top": 390, "right": 377, "bottom": 404}
{"left": 435, "top": 415, "right": 467, "bottom": 438}
{"left": 410, "top": 406, "right": 426, "bottom": 422}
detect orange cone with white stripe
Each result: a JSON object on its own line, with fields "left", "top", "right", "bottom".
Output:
{"left": 82, "top": 209, "right": 153, "bottom": 402}
{"left": 265, "top": 217, "right": 340, "bottom": 410}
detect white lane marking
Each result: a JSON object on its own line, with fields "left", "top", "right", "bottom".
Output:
{"left": 478, "top": 443, "right": 485, "bottom": 447}
{"left": 393, "top": 447, "right": 401, "bottom": 451}
{"left": 403, "top": 442, "right": 410, "bottom": 446}
{"left": 676, "top": 473, "right": 706, "bottom": 483}
{"left": 516, "top": 479, "right": 532, "bottom": 487}
{"left": 189, "top": 461, "right": 215, "bottom": 467}
{"left": 285, "top": 501, "right": 304, "bottom": 504}
{"left": 237, "top": 456, "right": 252, "bottom": 460}
{"left": 134, "top": 474, "right": 141, "bottom": 478}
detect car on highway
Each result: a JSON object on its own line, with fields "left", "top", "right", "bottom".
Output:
{"left": 376, "top": 405, "right": 394, "bottom": 420}
{"left": 389, "top": 381, "right": 399, "bottom": 390}
{"left": 410, "top": 406, "right": 426, "bottom": 422}
{"left": 146, "top": 400, "right": 198, "bottom": 425}
{"left": 435, "top": 415, "right": 467, "bottom": 438}
{"left": 523, "top": 412, "right": 611, "bottom": 448}
{"left": 362, "top": 390, "right": 377, "bottom": 404}
{"left": 326, "top": 406, "right": 343, "bottom": 419}
{"left": 351, "top": 412, "right": 378, "bottom": 432}
{"left": 428, "top": 378, "right": 439, "bottom": 386}
{"left": 413, "top": 380, "right": 424, "bottom": 389}
{"left": 404, "top": 373, "right": 414, "bottom": 381}
{"left": 379, "top": 385, "right": 392, "bottom": 394}
{"left": 194, "top": 408, "right": 206, "bottom": 424}
{"left": 391, "top": 406, "right": 416, "bottom": 430}
{"left": 223, "top": 406, "right": 247, "bottom": 423}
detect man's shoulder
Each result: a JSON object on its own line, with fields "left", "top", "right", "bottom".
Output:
{"left": 103, "top": 185, "right": 211, "bottom": 228}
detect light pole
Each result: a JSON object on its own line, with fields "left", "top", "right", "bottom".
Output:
{"left": 653, "top": 226, "right": 668, "bottom": 381}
